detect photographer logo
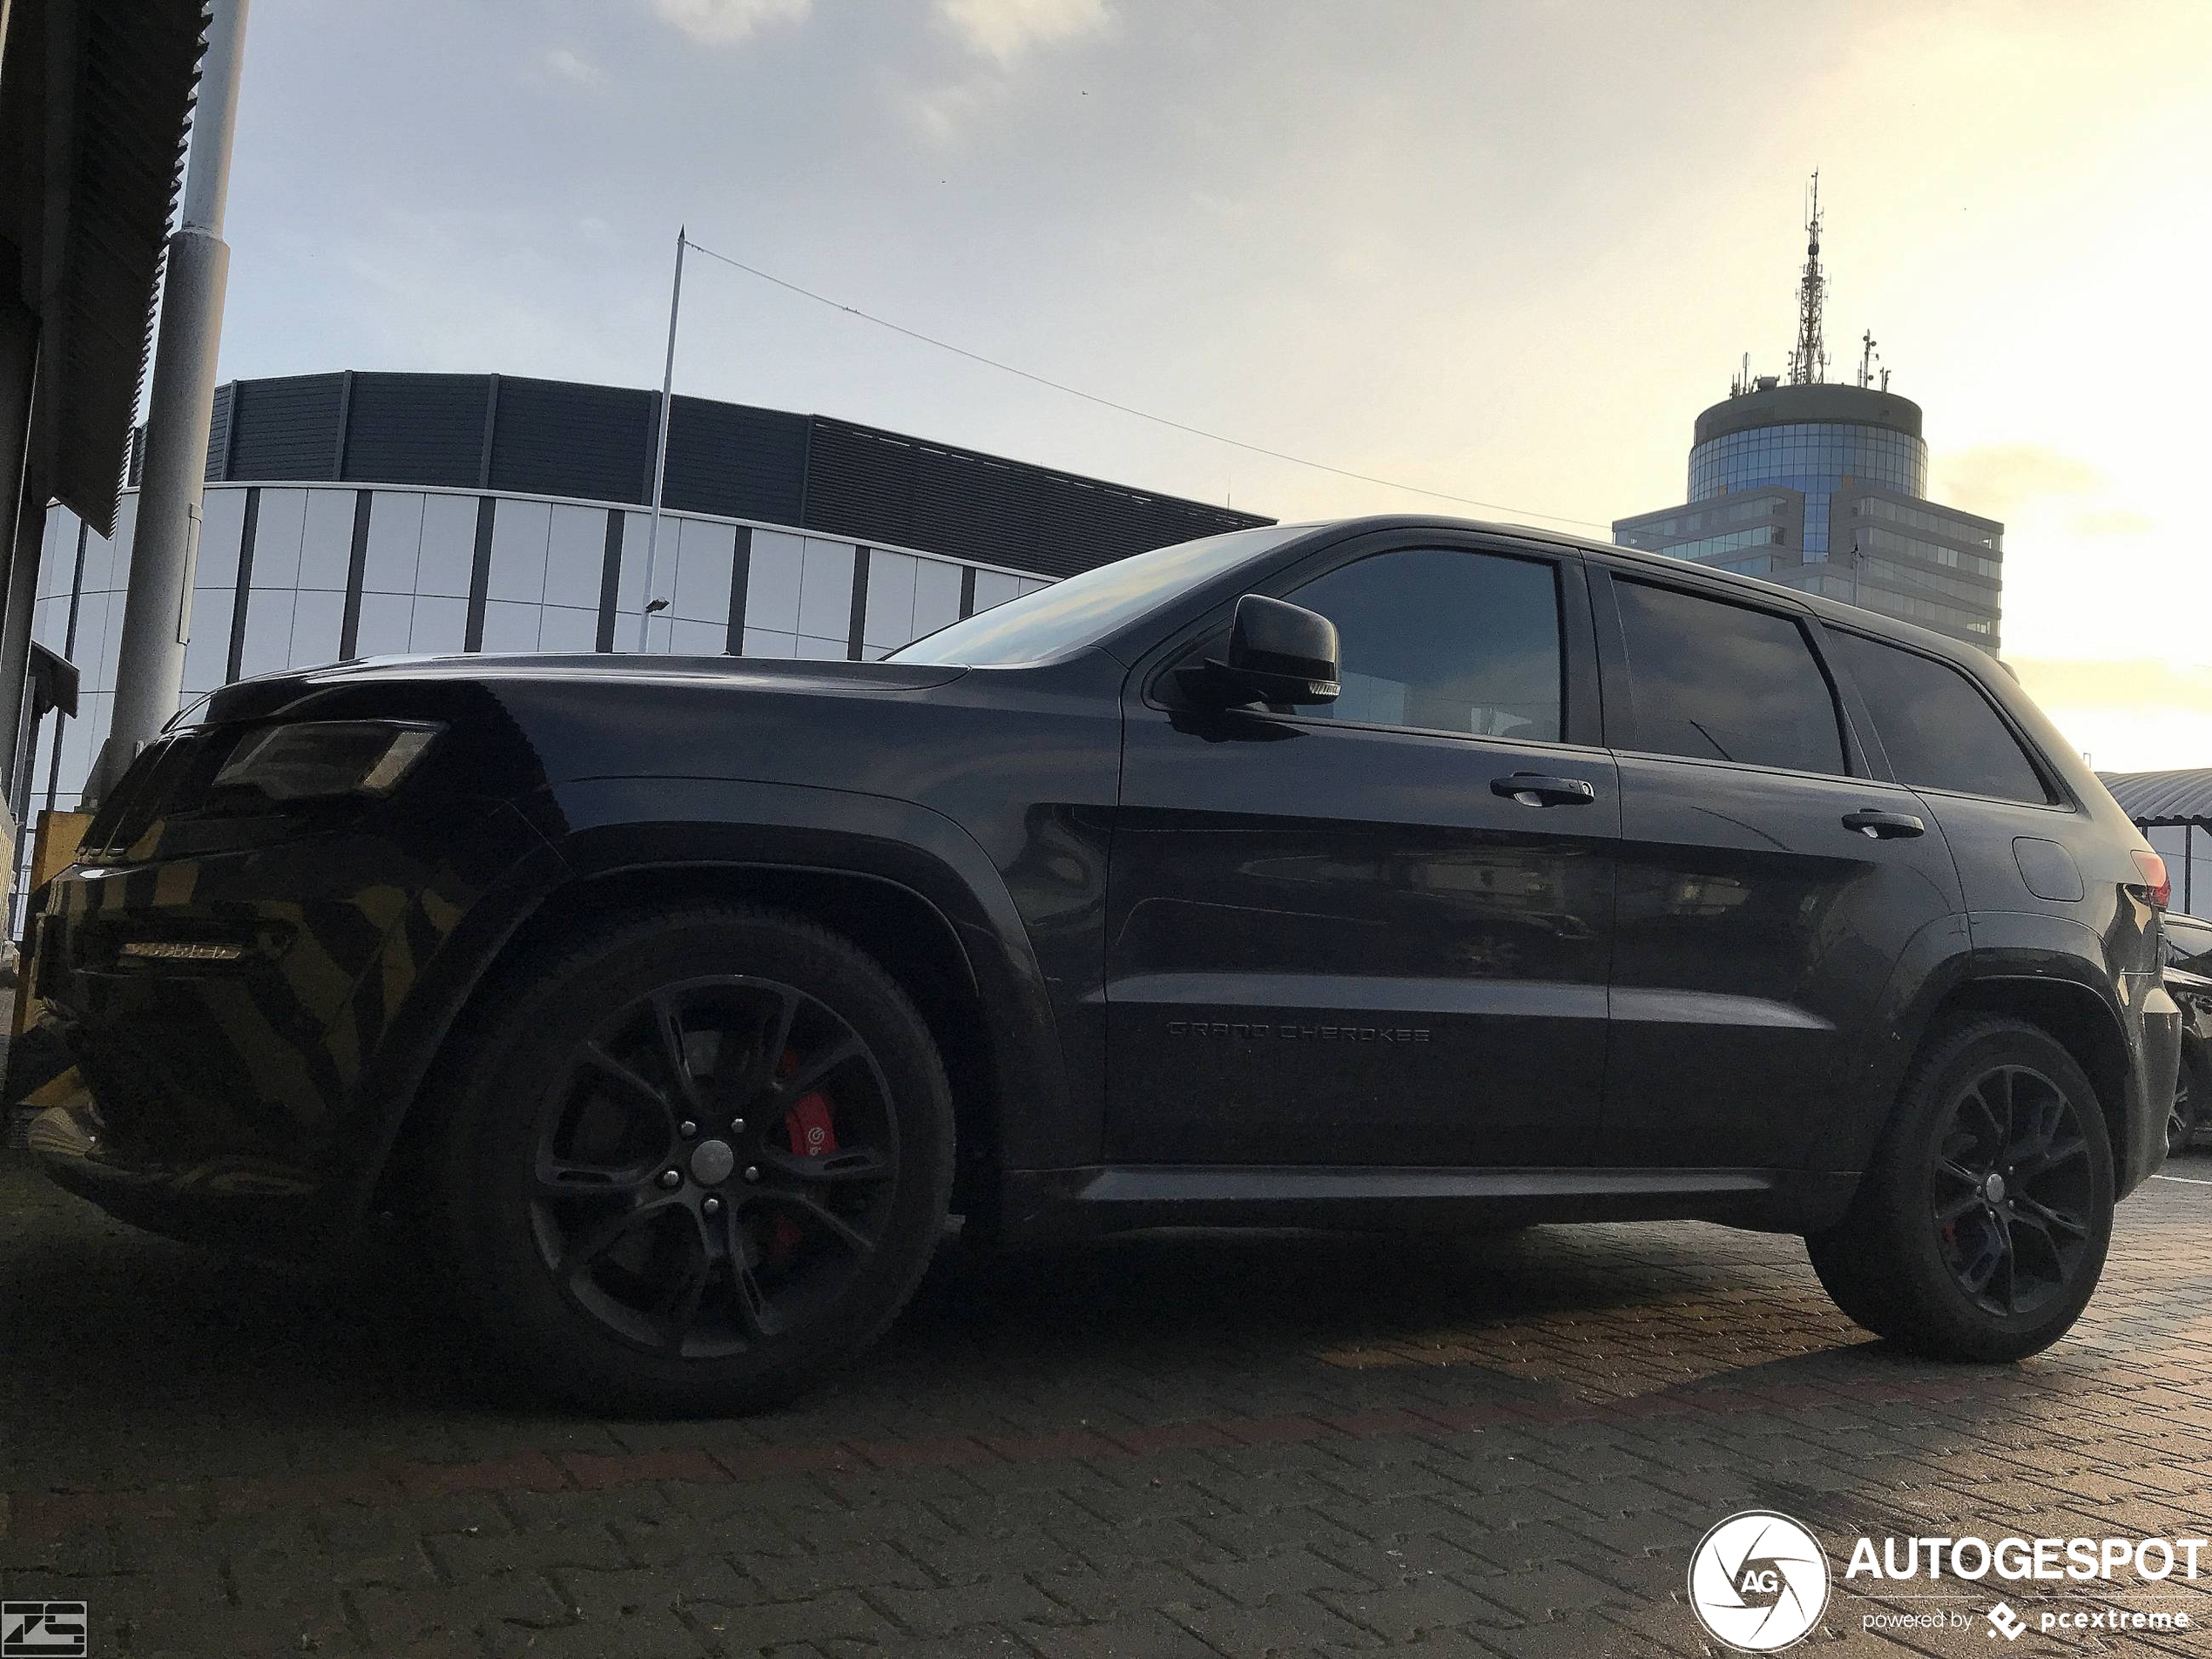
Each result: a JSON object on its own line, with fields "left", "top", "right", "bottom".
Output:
{"left": 1, "top": 1602, "right": 88, "bottom": 1659}
{"left": 1688, "top": 1511, "right": 1831, "bottom": 1652}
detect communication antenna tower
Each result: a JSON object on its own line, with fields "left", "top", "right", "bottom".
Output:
{"left": 1789, "top": 172, "right": 1825, "bottom": 385}
{"left": 1857, "top": 329, "right": 1878, "bottom": 389}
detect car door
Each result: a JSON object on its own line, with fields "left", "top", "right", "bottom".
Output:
{"left": 1589, "top": 564, "right": 1964, "bottom": 1171}
{"left": 1104, "top": 533, "right": 1618, "bottom": 1167}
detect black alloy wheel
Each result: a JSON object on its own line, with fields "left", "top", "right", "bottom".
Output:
{"left": 1804, "top": 1016, "right": 2113, "bottom": 1363}
{"left": 531, "top": 976, "right": 898, "bottom": 1359}
{"left": 435, "top": 904, "right": 953, "bottom": 1415}
{"left": 1929, "top": 1062, "right": 2094, "bottom": 1319}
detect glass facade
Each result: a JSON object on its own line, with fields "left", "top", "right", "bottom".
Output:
{"left": 1688, "top": 421, "right": 1927, "bottom": 556}
{"left": 26, "top": 483, "right": 1054, "bottom": 822}
{"left": 1613, "top": 492, "right": 1786, "bottom": 544}
{"left": 1634, "top": 525, "right": 1781, "bottom": 563}
{"left": 1615, "top": 388, "right": 2002, "bottom": 651}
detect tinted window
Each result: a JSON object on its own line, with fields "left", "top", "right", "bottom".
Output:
{"left": 1613, "top": 579, "right": 1844, "bottom": 774}
{"left": 1285, "top": 548, "right": 1562, "bottom": 740}
{"left": 1827, "top": 631, "right": 2050, "bottom": 803}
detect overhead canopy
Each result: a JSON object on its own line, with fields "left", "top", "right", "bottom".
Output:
{"left": 0, "top": 0, "right": 206, "bottom": 536}
{"left": 2099, "top": 768, "right": 2212, "bottom": 830}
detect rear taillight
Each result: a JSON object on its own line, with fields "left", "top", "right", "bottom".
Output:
{"left": 2131, "top": 849, "right": 2171, "bottom": 911}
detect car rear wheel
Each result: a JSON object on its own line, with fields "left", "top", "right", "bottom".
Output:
{"left": 1805, "top": 1016, "right": 2113, "bottom": 1363}
{"left": 432, "top": 904, "right": 954, "bottom": 1414}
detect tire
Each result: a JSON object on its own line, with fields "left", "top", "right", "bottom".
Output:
{"left": 431, "top": 903, "right": 954, "bottom": 1415}
{"left": 2170, "top": 1040, "right": 2206, "bottom": 1157}
{"left": 1805, "top": 1016, "right": 2114, "bottom": 1363}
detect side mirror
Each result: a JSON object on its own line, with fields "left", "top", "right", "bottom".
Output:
{"left": 1190, "top": 594, "right": 1339, "bottom": 707}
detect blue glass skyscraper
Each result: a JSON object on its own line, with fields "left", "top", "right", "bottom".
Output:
{"left": 1615, "top": 381, "right": 2003, "bottom": 650}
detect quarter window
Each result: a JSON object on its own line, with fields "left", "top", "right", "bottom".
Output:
{"left": 1283, "top": 548, "right": 1563, "bottom": 742}
{"left": 1612, "top": 578, "right": 1845, "bottom": 775}
{"left": 1826, "top": 631, "right": 2051, "bottom": 804}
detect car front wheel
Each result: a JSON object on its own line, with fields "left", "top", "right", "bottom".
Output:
{"left": 1806, "top": 1016, "right": 2114, "bottom": 1363}
{"left": 432, "top": 903, "right": 954, "bottom": 1414}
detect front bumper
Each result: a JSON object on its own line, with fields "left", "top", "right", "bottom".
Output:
{"left": 30, "top": 1089, "right": 327, "bottom": 1256}
{"left": 25, "top": 798, "right": 557, "bottom": 1251}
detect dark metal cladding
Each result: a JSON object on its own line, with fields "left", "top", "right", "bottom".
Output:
{"left": 190, "top": 371, "right": 1270, "bottom": 575}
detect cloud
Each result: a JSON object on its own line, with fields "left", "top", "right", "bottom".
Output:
{"left": 1932, "top": 442, "right": 2101, "bottom": 521}
{"left": 938, "top": 0, "right": 1110, "bottom": 65}
{"left": 536, "top": 46, "right": 601, "bottom": 86}
{"left": 2011, "top": 657, "right": 2212, "bottom": 771}
{"left": 2009, "top": 656, "right": 2212, "bottom": 711}
{"left": 901, "top": 78, "right": 992, "bottom": 145}
{"left": 2069, "top": 508, "right": 2155, "bottom": 536}
{"left": 650, "top": 0, "right": 813, "bottom": 48}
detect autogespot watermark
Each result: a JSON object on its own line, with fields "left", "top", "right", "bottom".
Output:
{"left": 1688, "top": 1512, "right": 1831, "bottom": 1651}
{"left": 1689, "top": 1513, "right": 2206, "bottom": 1651}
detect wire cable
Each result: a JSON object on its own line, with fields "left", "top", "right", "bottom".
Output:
{"left": 679, "top": 235, "right": 1615, "bottom": 534}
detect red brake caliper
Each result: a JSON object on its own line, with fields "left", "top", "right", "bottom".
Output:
{"left": 770, "top": 1048, "right": 839, "bottom": 1265}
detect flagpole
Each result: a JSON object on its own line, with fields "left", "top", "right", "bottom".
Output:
{"left": 636, "top": 226, "right": 685, "bottom": 651}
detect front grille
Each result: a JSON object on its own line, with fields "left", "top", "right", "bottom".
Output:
{"left": 79, "top": 731, "right": 230, "bottom": 863}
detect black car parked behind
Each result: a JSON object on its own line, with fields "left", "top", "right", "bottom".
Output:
{"left": 26, "top": 516, "right": 2182, "bottom": 1413}
{"left": 2161, "top": 910, "right": 2211, "bottom": 1154}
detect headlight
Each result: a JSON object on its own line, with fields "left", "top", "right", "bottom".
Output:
{"left": 212, "top": 720, "right": 441, "bottom": 801}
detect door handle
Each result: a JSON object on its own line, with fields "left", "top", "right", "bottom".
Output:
{"left": 1842, "top": 807, "right": 1926, "bottom": 840}
{"left": 1492, "top": 772, "right": 1597, "bottom": 807}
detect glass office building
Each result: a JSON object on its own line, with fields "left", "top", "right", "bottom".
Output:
{"left": 1615, "top": 381, "right": 2004, "bottom": 650}
{"left": 19, "top": 370, "right": 1270, "bottom": 827}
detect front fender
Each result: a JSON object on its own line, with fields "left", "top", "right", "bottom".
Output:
{"left": 541, "top": 776, "right": 1076, "bottom": 1172}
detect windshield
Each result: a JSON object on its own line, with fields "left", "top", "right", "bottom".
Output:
{"left": 889, "top": 525, "right": 1307, "bottom": 666}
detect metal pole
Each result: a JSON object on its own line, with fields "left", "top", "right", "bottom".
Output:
{"left": 89, "top": 0, "right": 250, "bottom": 799}
{"left": 635, "top": 226, "right": 685, "bottom": 651}
{"left": 0, "top": 300, "right": 41, "bottom": 810}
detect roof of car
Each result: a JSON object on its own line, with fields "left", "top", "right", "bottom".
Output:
{"left": 1289, "top": 515, "right": 1999, "bottom": 672}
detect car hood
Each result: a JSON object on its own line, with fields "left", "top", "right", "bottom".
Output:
{"left": 188, "top": 653, "right": 969, "bottom": 728}
{"left": 165, "top": 649, "right": 1122, "bottom": 813}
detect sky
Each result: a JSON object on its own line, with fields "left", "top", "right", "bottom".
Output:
{"left": 208, "top": 0, "right": 2211, "bottom": 770}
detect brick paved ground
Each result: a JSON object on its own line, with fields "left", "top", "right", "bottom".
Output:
{"left": 4, "top": 1150, "right": 2212, "bottom": 1658}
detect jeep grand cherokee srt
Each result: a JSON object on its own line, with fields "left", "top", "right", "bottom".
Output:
{"left": 25, "top": 516, "right": 2182, "bottom": 1413}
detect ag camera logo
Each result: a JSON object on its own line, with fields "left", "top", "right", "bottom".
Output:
{"left": 1689, "top": 1511, "right": 1831, "bottom": 1652}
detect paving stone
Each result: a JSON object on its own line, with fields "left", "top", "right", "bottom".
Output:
{"left": 1322, "top": 1575, "right": 1517, "bottom": 1641}
{"left": 870, "top": 1574, "right": 1066, "bottom": 1637}
{"left": 9, "top": 1158, "right": 2212, "bottom": 1659}
{"left": 693, "top": 1588, "right": 902, "bottom": 1650}
{"left": 1169, "top": 1592, "right": 1377, "bottom": 1656}
{"left": 350, "top": 1573, "right": 577, "bottom": 1656}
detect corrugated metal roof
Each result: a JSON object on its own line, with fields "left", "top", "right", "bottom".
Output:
{"left": 2, "top": 0, "right": 206, "bottom": 536}
{"left": 2098, "top": 768, "right": 2212, "bottom": 828}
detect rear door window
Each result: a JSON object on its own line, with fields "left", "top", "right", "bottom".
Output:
{"left": 1610, "top": 577, "right": 1846, "bottom": 775}
{"left": 1825, "top": 631, "right": 2051, "bottom": 804}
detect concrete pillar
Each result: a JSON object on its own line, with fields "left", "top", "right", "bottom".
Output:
{"left": 88, "top": 0, "right": 248, "bottom": 799}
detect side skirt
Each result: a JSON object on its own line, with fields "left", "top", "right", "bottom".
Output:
{"left": 996, "top": 1164, "right": 1860, "bottom": 1244}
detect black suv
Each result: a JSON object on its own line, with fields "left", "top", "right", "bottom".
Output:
{"left": 25, "top": 516, "right": 2182, "bottom": 1413}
